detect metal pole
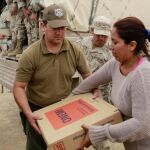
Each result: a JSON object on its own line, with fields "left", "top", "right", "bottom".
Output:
{"left": 1, "top": 84, "right": 4, "bottom": 93}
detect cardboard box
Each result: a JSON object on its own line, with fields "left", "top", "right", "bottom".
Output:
{"left": 35, "top": 93, "right": 122, "bottom": 150}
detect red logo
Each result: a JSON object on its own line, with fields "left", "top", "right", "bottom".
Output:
{"left": 53, "top": 141, "right": 66, "bottom": 150}
{"left": 45, "top": 99, "right": 98, "bottom": 130}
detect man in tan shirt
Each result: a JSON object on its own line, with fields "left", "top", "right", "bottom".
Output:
{"left": 13, "top": 4, "right": 91, "bottom": 150}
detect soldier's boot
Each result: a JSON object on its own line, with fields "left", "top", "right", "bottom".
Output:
{"left": 8, "top": 40, "right": 23, "bottom": 57}
{"left": 16, "top": 53, "right": 22, "bottom": 60}
{"left": 6, "top": 40, "right": 17, "bottom": 56}
{"left": 0, "top": 49, "right": 8, "bottom": 57}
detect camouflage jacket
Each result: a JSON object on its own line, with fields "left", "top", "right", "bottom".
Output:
{"left": 76, "top": 36, "right": 112, "bottom": 102}
{"left": 78, "top": 36, "right": 112, "bottom": 72}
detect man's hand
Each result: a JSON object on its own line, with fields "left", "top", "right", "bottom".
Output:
{"left": 77, "top": 124, "right": 92, "bottom": 150}
{"left": 26, "top": 112, "right": 43, "bottom": 134}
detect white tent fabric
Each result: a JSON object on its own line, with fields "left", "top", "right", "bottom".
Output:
{"left": 37, "top": 0, "right": 150, "bottom": 32}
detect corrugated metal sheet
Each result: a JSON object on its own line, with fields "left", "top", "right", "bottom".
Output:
{"left": 0, "top": 58, "right": 17, "bottom": 91}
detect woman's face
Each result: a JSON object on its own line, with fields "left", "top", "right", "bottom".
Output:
{"left": 110, "top": 27, "right": 133, "bottom": 64}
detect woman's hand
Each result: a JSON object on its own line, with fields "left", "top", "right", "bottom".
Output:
{"left": 77, "top": 124, "right": 92, "bottom": 150}
{"left": 92, "top": 88, "right": 103, "bottom": 99}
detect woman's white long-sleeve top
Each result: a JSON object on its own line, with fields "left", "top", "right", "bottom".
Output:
{"left": 73, "top": 58, "right": 150, "bottom": 150}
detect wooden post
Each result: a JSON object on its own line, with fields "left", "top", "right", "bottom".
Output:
{"left": 1, "top": 84, "right": 4, "bottom": 93}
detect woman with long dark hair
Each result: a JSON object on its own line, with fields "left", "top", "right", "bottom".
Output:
{"left": 73, "top": 17, "right": 150, "bottom": 150}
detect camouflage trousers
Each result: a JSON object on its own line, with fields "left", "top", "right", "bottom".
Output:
{"left": 17, "top": 28, "right": 26, "bottom": 41}
{"left": 100, "top": 83, "right": 112, "bottom": 103}
{"left": 94, "top": 140, "right": 112, "bottom": 150}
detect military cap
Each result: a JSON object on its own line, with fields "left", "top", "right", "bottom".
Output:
{"left": 42, "top": 4, "right": 70, "bottom": 28}
{"left": 92, "top": 16, "right": 111, "bottom": 36}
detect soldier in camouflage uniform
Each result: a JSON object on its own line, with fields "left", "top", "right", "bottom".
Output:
{"left": 0, "top": 0, "right": 12, "bottom": 57}
{"left": 20, "top": 2, "right": 44, "bottom": 47}
{"left": 8, "top": 0, "right": 27, "bottom": 57}
{"left": 4, "top": 1, "right": 18, "bottom": 56}
{"left": 29, "top": 2, "right": 44, "bottom": 44}
{"left": 23, "top": 5, "right": 32, "bottom": 46}
{"left": 77, "top": 16, "right": 112, "bottom": 102}
{"left": 78, "top": 16, "right": 112, "bottom": 150}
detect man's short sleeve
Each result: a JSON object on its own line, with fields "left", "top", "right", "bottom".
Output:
{"left": 15, "top": 53, "right": 35, "bottom": 82}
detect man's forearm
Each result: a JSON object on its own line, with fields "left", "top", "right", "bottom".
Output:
{"left": 13, "top": 84, "right": 32, "bottom": 116}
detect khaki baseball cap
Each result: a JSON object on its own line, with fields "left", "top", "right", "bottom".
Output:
{"left": 92, "top": 16, "right": 111, "bottom": 36}
{"left": 43, "top": 4, "right": 70, "bottom": 28}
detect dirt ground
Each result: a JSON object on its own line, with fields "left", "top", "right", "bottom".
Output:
{"left": 0, "top": 86, "right": 125, "bottom": 150}
{"left": 0, "top": 86, "right": 26, "bottom": 150}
